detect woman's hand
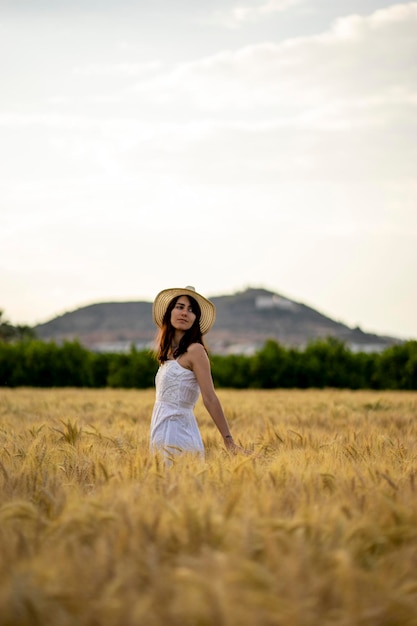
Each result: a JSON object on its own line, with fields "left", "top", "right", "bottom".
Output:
{"left": 224, "top": 436, "right": 252, "bottom": 455}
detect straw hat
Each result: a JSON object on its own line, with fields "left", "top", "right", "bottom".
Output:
{"left": 152, "top": 286, "right": 216, "bottom": 335}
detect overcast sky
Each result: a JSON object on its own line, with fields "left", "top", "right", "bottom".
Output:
{"left": 1, "top": 0, "right": 416, "bottom": 339}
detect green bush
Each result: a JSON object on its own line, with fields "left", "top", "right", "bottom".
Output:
{"left": 0, "top": 338, "right": 416, "bottom": 390}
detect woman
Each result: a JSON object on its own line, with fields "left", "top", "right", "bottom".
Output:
{"left": 149, "top": 285, "right": 247, "bottom": 459}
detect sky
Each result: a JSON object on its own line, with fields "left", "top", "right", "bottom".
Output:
{"left": 1, "top": 0, "right": 416, "bottom": 340}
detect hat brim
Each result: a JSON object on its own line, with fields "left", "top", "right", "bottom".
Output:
{"left": 152, "top": 287, "right": 216, "bottom": 335}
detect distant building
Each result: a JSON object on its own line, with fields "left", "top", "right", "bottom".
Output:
{"left": 255, "top": 295, "right": 298, "bottom": 311}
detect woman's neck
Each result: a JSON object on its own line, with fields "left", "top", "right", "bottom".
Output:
{"left": 172, "top": 331, "right": 184, "bottom": 347}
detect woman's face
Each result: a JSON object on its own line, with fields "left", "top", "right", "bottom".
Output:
{"left": 170, "top": 296, "right": 196, "bottom": 332}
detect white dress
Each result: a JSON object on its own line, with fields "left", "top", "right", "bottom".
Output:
{"left": 149, "top": 359, "right": 204, "bottom": 458}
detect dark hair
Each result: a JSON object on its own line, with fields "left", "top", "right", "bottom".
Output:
{"left": 155, "top": 295, "right": 208, "bottom": 364}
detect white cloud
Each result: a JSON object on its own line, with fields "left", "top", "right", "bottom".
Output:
{"left": 214, "top": 0, "right": 303, "bottom": 28}
{"left": 234, "top": 0, "right": 302, "bottom": 20}
{"left": 110, "top": 2, "right": 415, "bottom": 185}
{"left": 161, "top": 2, "right": 417, "bottom": 113}
{"left": 2, "top": 3, "right": 415, "bottom": 188}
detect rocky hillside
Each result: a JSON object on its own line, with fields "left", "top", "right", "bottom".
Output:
{"left": 34, "top": 287, "right": 398, "bottom": 354}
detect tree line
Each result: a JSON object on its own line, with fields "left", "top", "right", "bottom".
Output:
{"left": 0, "top": 310, "right": 36, "bottom": 343}
{"left": 0, "top": 337, "right": 416, "bottom": 390}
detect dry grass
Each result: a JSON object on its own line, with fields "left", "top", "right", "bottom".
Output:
{"left": 1, "top": 387, "right": 417, "bottom": 626}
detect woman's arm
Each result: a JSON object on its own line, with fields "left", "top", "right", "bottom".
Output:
{"left": 186, "top": 343, "right": 248, "bottom": 453}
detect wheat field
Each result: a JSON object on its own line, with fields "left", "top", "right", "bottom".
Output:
{"left": 0, "top": 387, "right": 417, "bottom": 626}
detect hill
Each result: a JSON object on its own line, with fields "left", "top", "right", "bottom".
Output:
{"left": 34, "top": 287, "right": 398, "bottom": 354}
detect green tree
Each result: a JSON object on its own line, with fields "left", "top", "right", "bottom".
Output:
{"left": 0, "top": 310, "right": 37, "bottom": 343}
{"left": 107, "top": 347, "right": 157, "bottom": 388}
{"left": 0, "top": 310, "right": 15, "bottom": 342}
{"left": 303, "top": 338, "right": 357, "bottom": 388}
{"left": 250, "top": 340, "right": 293, "bottom": 388}
{"left": 90, "top": 353, "right": 113, "bottom": 387}
{"left": 1, "top": 334, "right": 415, "bottom": 391}
{"left": 373, "top": 341, "right": 417, "bottom": 390}
{"left": 211, "top": 354, "right": 252, "bottom": 389}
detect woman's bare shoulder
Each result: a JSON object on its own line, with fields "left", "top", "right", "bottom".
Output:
{"left": 187, "top": 343, "right": 210, "bottom": 364}
{"left": 179, "top": 342, "right": 208, "bottom": 371}
{"left": 187, "top": 342, "right": 207, "bottom": 356}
